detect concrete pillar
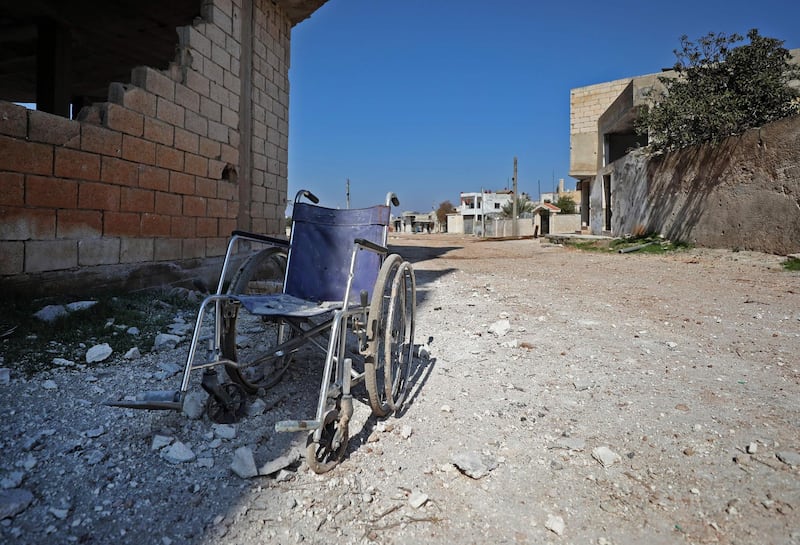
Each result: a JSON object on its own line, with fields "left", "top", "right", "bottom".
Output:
{"left": 238, "top": 0, "right": 254, "bottom": 231}
{"left": 36, "top": 19, "right": 71, "bottom": 117}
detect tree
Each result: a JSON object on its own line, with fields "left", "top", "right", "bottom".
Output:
{"left": 435, "top": 200, "right": 456, "bottom": 227}
{"left": 500, "top": 195, "right": 534, "bottom": 218}
{"left": 555, "top": 195, "right": 577, "bottom": 214}
{"left": 636, "top": 29, "right": 800, "bottom": 152}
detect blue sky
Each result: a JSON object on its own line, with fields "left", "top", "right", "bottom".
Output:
{"left": 287, "top": 0, "right": 800, "bottom": 213}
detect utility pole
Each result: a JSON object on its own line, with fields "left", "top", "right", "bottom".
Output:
{"left": 512, "top": 156, "right": 518, "bottom": 237}
{"left": 346, "top": 178, "right": 350, "bottom": 209}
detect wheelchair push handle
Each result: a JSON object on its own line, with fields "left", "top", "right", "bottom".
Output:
{"left": 385, "top": 192, "right": 400, "bottom": 207}
{"left": 295, "top": 189, "right": 319, "bottom": 204}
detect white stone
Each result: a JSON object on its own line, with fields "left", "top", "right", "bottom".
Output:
{"left": 42, "top": 380, "right": 57, "bottom": 390}
{"left": 400, "top": 425, "right": 413, "bottom": 439}
{"left": 123, "top": 347, "right": 141, "bottom": 360}
{"left": 66, "top": 301, "right": 97, "bottom": 312}
{"left": 212, "top": 424, "right": 236, "bottom": 440}
{"left": 182, "top": 391, "right": 207, "bottom": 420}
{"left": 488, "top": 319, "right": 511, "bottom": 337}
{"left": 545, "top": 514, "right": 565, "bottom": 535}
{"left": 86, "top": 343, "right": 113, "bottom": 363}
{"left": 591, "top": 446, "right": 621, "bottom": 468}
{"left": 52, "top": 358, "right": 75, "bottom": 367}
{"left": 231, "top": 447, "right": 258, "bottom": 479}
{"left": 162, "top": 442, "right": 195, "bottom": 464}
{"left": 153, "top": 333, "right": 181, "bottom": 351}
{"left": 408, "top": 490, "right": 428, "bottom": 509}
{"left": 34, "top": 305, "right": 67, "bottom": 322}
{"left": 151, "top": 435, "right": 173, "bottom": 450}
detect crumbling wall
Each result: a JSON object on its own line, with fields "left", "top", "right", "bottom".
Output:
{"left": 0, "top": 0, "right": 292, "bottom": 295}
{"left": 609, "top": 114, "right": 800, "bottom": 254}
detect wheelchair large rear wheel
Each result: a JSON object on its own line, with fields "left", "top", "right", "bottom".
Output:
{"left": 383, "top": 261, "right": 416, "bottom": 411}
{"left": 364, "top": 254, "right": 403, "bottom": 417}
{"left": 222, "top": 247, "right": 294, "bottom": 394}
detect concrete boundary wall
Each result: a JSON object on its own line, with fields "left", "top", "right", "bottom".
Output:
{"left": 606, "top": 115, "right": 800, "bottom": 255}
{"left": 0, "top": 0, "right": 292, "bottom": 295}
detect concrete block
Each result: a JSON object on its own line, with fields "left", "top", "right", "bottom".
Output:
{"left": 78, "top": 238, "right": 119, "bottom": 266}
{"left": 27, "top": 239, "right": 78, "bottom": 272}
{"left": 0, "top": 101, "right": 27, "bottom": 138}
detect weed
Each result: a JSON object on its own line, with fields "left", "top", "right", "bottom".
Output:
{"left": 0, "top": 290, "right": 196, "bottom": 376}
{"left": 783, "top": 257, "right": 800, "bottom": 271}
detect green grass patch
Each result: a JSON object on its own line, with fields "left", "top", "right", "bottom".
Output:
{"left": 563, "top": 234, "right": 690, "bottom": 254}
{"left": 783, "top": 257, "right": 800, "bottom": 271}
{"left": 0, "top": 290, "right": 196, "bottom": 376}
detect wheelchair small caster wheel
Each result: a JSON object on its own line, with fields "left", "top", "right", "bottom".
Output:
{"left": 206, "top": 382, "right": 247, "bottom": 424}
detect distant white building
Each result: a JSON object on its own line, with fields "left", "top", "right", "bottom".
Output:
{"left": 447, "top": 190, "right": 515, "bottom": 235}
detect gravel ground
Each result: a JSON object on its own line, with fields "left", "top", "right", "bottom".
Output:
{"left": 1, "top": 233, "right": 799, "bottom": 545}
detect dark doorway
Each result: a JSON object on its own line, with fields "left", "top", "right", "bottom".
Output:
{"left": 603, "top": 175, "right": 612, "bottom": 232}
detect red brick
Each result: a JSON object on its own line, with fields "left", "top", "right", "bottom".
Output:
{"left": 137, "top": 165, "right": 169, "bottom": 191}
{"left": 132, "top": 66, "right": 175, "bottom": 101}
{"left": 226, "top": 200, "right": 239, "bottom": 219}
{"left": 218, "top": 218, "right": 236, "bottom": 237}
{"left": 101, "top": 157, "right": 138, "bottom": 186}
{"left": 0, "top": 135, "right": 53, "bottom": 175}
{"left": 155, "top": 191, "right": 181, "bottom": 215}
{"left": 81, "top": 124, "right": 122, "bottom": 156}
{"left": 141, "top": 213, "right": 171, "bottom": 237}
{"left": 218, "top": 180, "right": 237, "bottom": 201}
{"left": 57, "top": 209, "right": 102, "bottom": 239}
{"left": 169, "top": 171, "right": 195, "bottom": 195}
{"left": 199, "top": 137, "right": 221, "bottom": 159}
{"left": 175, "top": 84, "right": 200, "bottom": 112}
{"left": 195, "top": 177, "right": 217, "bottom": 199}
{"left": 121, "top": 134, "right": 156, "bottom": 165}
{"left": 156, "top": 97, "right": 184, "bottom": 127}
{"left": 121, "top": 187, "right": 155, "bottom": 213}
{"left": 174, "top": 127, "right": 199, "bottom": 154}
{"left": 0, "top": 172, "right": 24, "bottom": 205}
{"left": 184, "top": 153, "right": 209, "bottom": 177}
{"left": 184, "top": 111, "right": 208, "bottom": 137}
{"left": 207, "top": 159, "right": 226, "bottom": 180}
{"left": 109, "top": 83, "right": 157, "bottom": 117}
{"left": 171, "top": 215, "right": 195, "bottom": 238}
{"left": 156, "top": 145, "right": 184, "bottom": 171}
{"left": 0, "top": 206, "right": 55, "bottom": 240}
{"left": 143, "top": 117, "right": 174, "bottom": 146}
{"left": 207, "top": 198, "right": 227, "bottom": 218}
{"left": 196, "top": 217, "right": 217, "bottom": 237}
{"left": 29, "top": 110, "right": 80, "bottom": 147}
{"left": 104, "top": 103, "right": 144, "bottom": 137}
{"left": 104, "top": 211, "right": 141, "bottom": 236}
{"left": 183, "top": 195, "right": 206, "bottom": 217}
{"left": 0, "top": 102, "right": 28, "bottom": 138}
{"left": 79, "top": 182, "right": 120, "bottom": 211}
{"left": 26, "top": 175, "right": 78, "bottom": 208}
{"left": 54, "top": 148, "right": 101, "bottom": 181}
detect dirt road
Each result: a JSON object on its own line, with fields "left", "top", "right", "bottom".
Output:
{"left": 1, "top": 233, "right": 798, "bottom": 545}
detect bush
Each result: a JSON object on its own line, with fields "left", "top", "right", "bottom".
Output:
{"left": 636, "top": 29, "right": 800, "bottom": 152}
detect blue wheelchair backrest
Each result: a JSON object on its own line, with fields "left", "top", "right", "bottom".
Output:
{"left": 284, "top": 203, "right": 391, "bottom": 303}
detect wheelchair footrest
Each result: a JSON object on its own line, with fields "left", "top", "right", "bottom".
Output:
{"left": 104, "top": 390, "right": 183, "bottom": 411}
{"left": 275, "top": 419, "right": 321, "bottom": 433}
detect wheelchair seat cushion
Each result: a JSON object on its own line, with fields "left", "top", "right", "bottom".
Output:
{"left": 232, "top": 293, "right": 343, "bottom": 318}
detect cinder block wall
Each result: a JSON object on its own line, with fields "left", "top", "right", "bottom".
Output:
{"left": 569, "top": 78, "right": 632, "bottom": 177}
{"left": 0, "top": 0, "right": 291, "bottom": 294}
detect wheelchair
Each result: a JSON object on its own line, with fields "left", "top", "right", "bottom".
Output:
{"left": 107, "top": 190, "right": 416, "bottom": 473}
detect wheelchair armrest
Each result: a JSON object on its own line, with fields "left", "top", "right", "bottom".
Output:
{"left": 231, "top": 230, "right": 289, "bottom": 248}
{"left": 354, "top": 238, "right": 388, "bottom": 255}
